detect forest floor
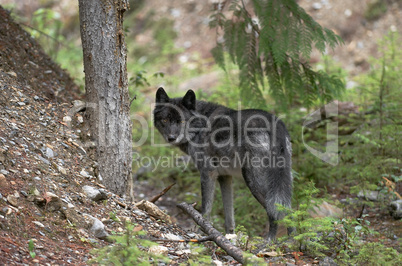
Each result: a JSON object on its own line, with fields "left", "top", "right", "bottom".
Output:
{"left": 0, "top": 3, "right": 401, "bottom": 266}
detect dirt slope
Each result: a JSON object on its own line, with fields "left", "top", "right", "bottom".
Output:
{"left": 0, "top": 7, "right": 191, "bottom": 265}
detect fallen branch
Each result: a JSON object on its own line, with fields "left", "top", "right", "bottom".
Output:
{"left": 151, "top": 236, "right": 213, "bottom": 243}
{"left": 149, "top": 183, "right": 175, "bottom": 203}
{"left": 177, "top": 202, "right": 244, "bottom": 264}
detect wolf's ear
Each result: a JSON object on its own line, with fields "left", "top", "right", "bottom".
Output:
{"left": 182, "top": 90, "right": 196, "bottom": 111}
{"left": 156, "top": 87, "right": 169, "bottom": 103}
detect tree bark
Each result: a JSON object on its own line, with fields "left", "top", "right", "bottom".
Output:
{"left": 78, "top": 0, "right": 132, "bottom": 196}
{"left": 177, "top": 202, "right": 245, "bottom": 264}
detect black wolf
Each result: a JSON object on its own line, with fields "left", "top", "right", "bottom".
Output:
{"left": 153, "top": 87, "right": 293, "bottom": 241}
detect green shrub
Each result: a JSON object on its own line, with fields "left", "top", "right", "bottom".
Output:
{"left": 353, "top": 242, "right": 402, "bottom": 265}
{"left": 89, "top": 222, "right": 168, "bottom": 265}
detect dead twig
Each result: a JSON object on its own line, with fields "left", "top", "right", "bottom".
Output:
{"left": 149, "top": 183, "right": 175, "bottom": 203}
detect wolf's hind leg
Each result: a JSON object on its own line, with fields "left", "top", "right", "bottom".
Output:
{"left": 218, "top": 175, "right": 235, "bottom": 234}
{"left": 242, "top": 165, "right": 292, "bottom": 242}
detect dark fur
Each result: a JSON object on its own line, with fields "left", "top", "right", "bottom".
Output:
{"left": 154, "top": 87, "right": 293, "bottom": 241}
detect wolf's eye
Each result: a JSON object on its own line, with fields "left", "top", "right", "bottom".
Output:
{"left": 181, "top": 120, "right": 185, "bottom": 124}
{"left": 162, "top": 119, "right": 168, "bottom": 123}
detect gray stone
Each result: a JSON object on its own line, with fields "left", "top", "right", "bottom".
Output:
{"left": 312, "top": 2, "right": 322, "bottom": 10}
{"left": 45, "top": 147, "right": 54, "bottom": 158}
{"left": 82, "top": 185, "right": 107, "bottom": 202}
{"left": 310, "top": 201, "right": 343, "bottom": 218}
{"left": 37, "top": 155, "right": 50, "bottom": 165}
{"left": 357, "top": 190, "right": 385, "bottom": 201}
{"left": 83, "top": 214, "right": 109, "bottom": 240}
{"left": 389, "top": 200, "right": 402, "bottom": 220}
{"left": 132, "top": 209, "right": 147, "bottom": 217}
{"left": 0, "top": 169, "right": 9, "bottom": 175}
{"left": 319, "top": 257, "right": 337, "bottom": 266}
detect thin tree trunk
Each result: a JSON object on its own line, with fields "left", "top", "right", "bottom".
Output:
{"left": 78, "top": 0, "right": 132, "bottom": 196}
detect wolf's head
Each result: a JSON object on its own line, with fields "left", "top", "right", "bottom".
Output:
{"left": 153, "top": 87, "right": 196, "bottom": 145}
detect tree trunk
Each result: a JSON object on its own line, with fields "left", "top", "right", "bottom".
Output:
{"left": 78, "top": 0, "right": 132, "bottom": 196}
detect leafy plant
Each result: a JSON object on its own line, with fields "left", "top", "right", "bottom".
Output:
{"left": 330, "top": 215, "right": 376, "bottom": 263}
{"left": 187, "top": 243, "right": 214, "bottom": 265}
{"left": 28, "top": 239, "right": 36, "bottom": 259}
{"left": 89, "top": 221, "right": 168, "bottom": 265}
{"left": 278, "top": 181, "right": 334, "bottom": 256}
{"left": 353, "top": 242, "right": 402, "bottom": 265}
{"left": 210, "top": 0, "right": 345, "bottom": 110}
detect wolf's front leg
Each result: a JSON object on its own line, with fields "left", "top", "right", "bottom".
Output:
{"left": 200, "top": 171, "right": 217, "bottom": 220}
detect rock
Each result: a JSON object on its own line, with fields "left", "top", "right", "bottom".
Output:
{"left": 312, "top": 2, "right": 322, "bottom": 10}
{"left": 6, "top": 195, "right": 19, "bottom": 207}
{"left": 148, "top": 245, "right": 168, "bottom": 255}
{"left": 389, "top": 200, "right": 402, "bottom": 220}
{"left": 33, "top": 221, "right": 45, "bottom": 228}
{"left": 63, "top": 116, "right": 72, "bottom": 122}
{"left": 132, "top": 209, "right": 148, "bottom": 217}
{"left": 212, "top": 260, "right": 223, "bottom": 266}
{"left": 163, "top": 233, "right": 187, "bottom": 249}
{"left": 225, "top": 233, "right": 237, "bottom": 245}
{"left": 37, "top": 155, "right": 50, "bottom": 165}
{"left": 258, "top": 250, "right": 279, "bottom": 257}
{"left": 309, "top": 201, "right": 343, "bottom": 218}
{"left": 58, "top": 165, "right": 67, "bottom": 175}
{"left": 32, "top": 188, "right": 40, "bottom": 196}
{"left": 319, "top": 256, "right": 338, "bottom": 266}
{"left": 76, "top": 114, "right": 84, "bottom": 123}
{"left": 0, "top": 207, "right": 11, "bottom": 215}
{"left": 6, "top": 71, "right": 17, "bottom": 77}
{"left": 0, "top": 169, "right": 9, "bottom": 175}
{"left": 71, "top": 100, "right": 86, "bottom": 113}
{"left": 357, "top": 190, "right": 385, "bottom": 201}
{"left": 83, "top": 214, "right": 109, "bottom": 240}
{"left": 45, "top": 147, "right": 54, "bottom": 158}
{"left": 0, "top": 174, "right": 8, "bottom": 188}
{"left": 44, "top": 192, "right": 62, "bottom": 212}
{"left": 82, "top": 185, "right": 107, "bottom": 202}
{"left": 176, "top": 249, "right": 191, "bottom": 256}
{"left": 80, "top": 169, "right": 91, "bottom": 178}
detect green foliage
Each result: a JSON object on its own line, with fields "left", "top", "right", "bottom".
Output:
{"left": 89, "top": 222, "right": 168, "bottom": 265}
{"left": 28, "top": 239, "right": 36, "bottom": 259}
{"left": 109, "top": 211, "right": 121, "bottom": 222}
{"left": 353, "top": 242, "right": 402, "bottom": 265}
{"left": 186, "top": 243, "right": 214, "bottom": 265}
{"left": 126, "top": 12, "right": 182, "bottom": 68}
{"left": 210, "top": 0, "right": 345, "bottom": 109}
{"left": 29, "top": 8, "right": 63, "bottom": 59}
{"left": 279, "top": 181, "right": 333, "bottom": 256}
{"left": 331, "top": 215, "right": 376, "bottom": 263}
{"left": 364, "top": 0, "right": 388, "bottom": 21}
{"left": 334, "top": 30, "right": 402, "bottom": 192}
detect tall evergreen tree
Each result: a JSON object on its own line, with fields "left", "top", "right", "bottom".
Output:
{"left": 210, "top": 0, "right": 345, "bottom": 109}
